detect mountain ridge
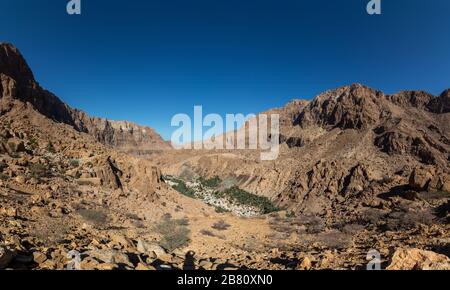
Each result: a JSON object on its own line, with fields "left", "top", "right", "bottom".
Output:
{"left": 1, "top": 42, "right": 449, "bottom": 270}
{"left": 0, "top": 42, "right": 171, "bottom": 153}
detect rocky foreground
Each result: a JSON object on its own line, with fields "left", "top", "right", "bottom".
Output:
{"left": 1, "top": 42, "right": 450, "bottom": 270}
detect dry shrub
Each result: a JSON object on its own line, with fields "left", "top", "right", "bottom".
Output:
{"left": 200, "top": 229, "right": 216, "bottom": 237}
{"left": 77, "top": 208, "right": 109, "bottom": 227}
{"left": 316, "top": 230, "right": 352, "bottom": 250}
{"left": 212, "top": 220, "right": 231, "bottom": 231}
{"left": 156, "top": 217, "right": 191, "bottom": 251}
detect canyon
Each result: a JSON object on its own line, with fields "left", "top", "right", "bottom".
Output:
{"left": 0, "top": 42, "right": 449, "bottom": 270}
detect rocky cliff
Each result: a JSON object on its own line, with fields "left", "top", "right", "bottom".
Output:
{"left": 0, "top": 42, "right": 170, "bottom": 153}
{"left": 157, "top": 83, "right": 450, "bottom": 220}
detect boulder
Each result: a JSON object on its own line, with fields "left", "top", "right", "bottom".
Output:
{"left": 409, "top": 167, "right": 434, "bottom": 190}
{"left": 136, "top": 239, "right": 166, "bottom": 258}
{"left": 14, "top": 175, "right": 26, "bottom": 184}
{"left": 387, "top": 248, "right": 450, "bottom": 270}
{"left": 409, "top": 167, "right": 450, "bottom": 192}
{"left": 32, "top": 251, "right": 47, "bottom": 264}
{"left": 84, "top": 249, "right": 133, "bottom": 268}
{"left": 297, "top": 256, "right": 313, "bottom": 270}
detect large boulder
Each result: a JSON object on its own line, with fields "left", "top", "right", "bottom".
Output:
{"left": 387, "top": 248, "right": 450, "bottom": 270}
{"left": 409, "top": 167, "right": 450, "bottom": 192}
{"left": 409, "top": 167, "right": 435, "bottom": 190}
{"left": 83, "top": 249, "right": 133, "bottom": 269}
{"left": 88, "top": 156, "right": 123, "bottom": 190}
{"left": 136, "top": 239, "right": 167, "bottom": 258}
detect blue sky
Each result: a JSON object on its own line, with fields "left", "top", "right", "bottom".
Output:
{"left": 1, "top": 0, "right": 449, "bottom": 140}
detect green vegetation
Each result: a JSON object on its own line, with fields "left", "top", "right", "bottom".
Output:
{"left": 198, "top": 176, "right": 221, "bottom": 188}
{"left": 163, "top": 175, "right": 197, "bottom": 198}
{"left": 214, "top": 206, "right": 230, "bottom": 213}
{"left": 216, "top": 186, "right": 279, "bottom": 214}
{"left": 155, "top": 217, "right": 191, "bottom": 251}
{"left": 164, "top": 175, "right": 279, "bottom": 215}
{"left": 171, "top": 179, "right": 196, "bottom": 198}
{"left": 0, "top": 173, "right": 9, "bottom": 181}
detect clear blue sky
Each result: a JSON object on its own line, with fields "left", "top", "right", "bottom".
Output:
{"left": 1, "top": 0, "right": 449, "bottom": 140}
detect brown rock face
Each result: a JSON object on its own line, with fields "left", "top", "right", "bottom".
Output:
{"left": 159, "top": 81, "right": 449, "bottom": 220}
{"left": 0, "top": 42, "right": 170, "bottom": 153}
{"left": 108, "top": 120, "right": 171, "bottom": 153}
{"left": 0, "top": 43, "right": 167, "bottom": 203}
{"left": 277, "top": 160, "right": 374, "bottom": 215}
{"left": 0, "top": 43, "right": 34, "bottom": 85}
{"left": 387, "top": 248, "right": 450, "bottom": 270}
{"left": 295, "top": 84, "right": 385, "bottom": 130}
{"left": 428, "top": 89, "right": 450, "bottom": 113}
{"left": 409, "top": 167, "right": 450, "bottom": 192}
{"left": 388, "top": 90, "right": 434, "bottom": 110}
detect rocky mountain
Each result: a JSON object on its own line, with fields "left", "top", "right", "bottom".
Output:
{"left": 157, "top": 83, "right": 450, "bottom": 220}
{"left": 0, "top": 43, "right": 170, "bottom": 154}
{"left": 1, "top": 43, "right": 449, "bottom": 270}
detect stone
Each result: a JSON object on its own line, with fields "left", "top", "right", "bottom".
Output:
{"left": 84, "top": 249, "right": 133, "bottom": 268}
{"left": 297, "top": 256, "right": 313, "bottom": 270}
{"left": 15, "top": 175, "right": 26, "bottom": 184}
{"left": 39, "top": 259, "right": 56, "bottom": 270}
{"left": 136, "top": 239, "right": 166, "bottom": 258}
{"left": 409, "top": 167, "right": 433, "bottom": 190}
{"left": 158, "top": 253, "right": 173, "bottom": 263}
{"left": 198, "top": 260, "right": 213, "bottom": 270}
{"left": 80, "top": 257, "right": 100, "bottom": 270}
{"left": 97, "top": 263, "right": 119, "bottom": 270}
{"left": 387, "top": 248, "right": 450, "bottom": 270}
{"left": 135, "top": 263, "right": 151, "bottom": 270}
{"left": 32, "top": 251, "right": 47, "bottom": 264}
{"left": 223, "top": 266, "right": 239, "bottom": 270}
{"left": 1, "top": 207, "right": 17, "bottom": 217}
{"left": 109, "top": 233, "right": 133, "bottom": 248}
{"left": 409, "top": 167, "right": 450, "bottom": 192}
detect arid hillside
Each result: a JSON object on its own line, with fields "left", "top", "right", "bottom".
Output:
{"left": 0, "top": 43, "right": 170, "bottom": 154}
{"left": 1, "top": 43, "right": 449, "bottom": 270}
{"left": 156, "top": 84, "right": 450, "bottom": 221}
